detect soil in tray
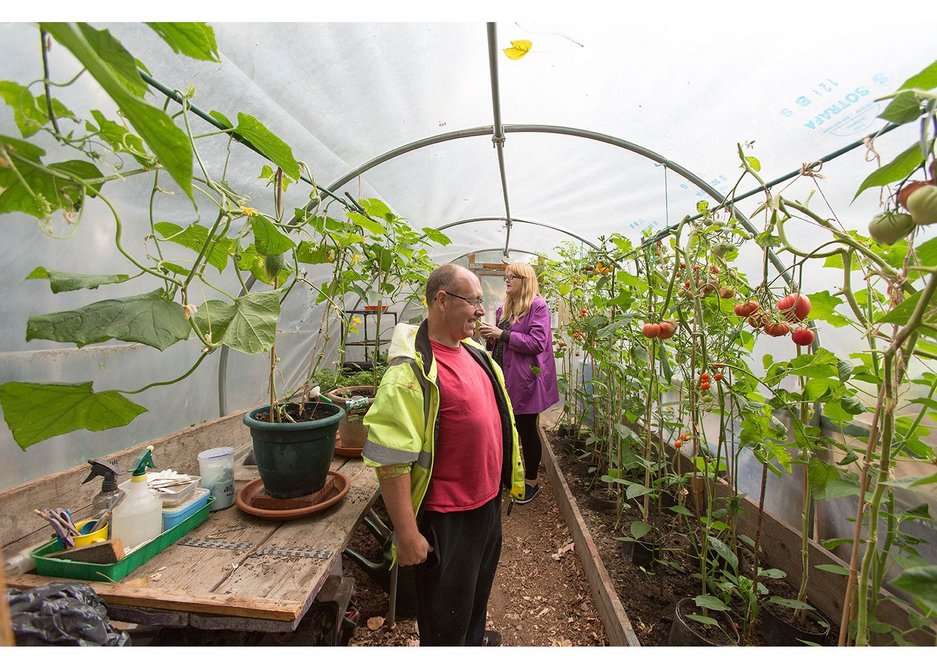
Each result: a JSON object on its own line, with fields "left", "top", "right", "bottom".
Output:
{"left": 549, "top": 429, "right": 837, "bottom": 646}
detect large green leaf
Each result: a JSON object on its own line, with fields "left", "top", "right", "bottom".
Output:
{"left": 629, "top": 520, "right": 653, "bottom": 540}
{"left": 891, "top": 566, "right": 937, "bottom": 613}
{"left": 250, "top": 216, "right": 295, "bottom": 256}
{"left": 806, "top": 290, "right": 851, "bottom": 327}
{"left": 879, "top": 91, "right": 924, "bottom": 125}
{"left": 0, "top": 81, "right": 51, "bottom": 136}
{"left": 897, "top": 60, "right": 937, "bottom": 91}
{"left": 421, "top": 227, "right": 452, "bottom": 245}
{"left": 0, "top": 81, "right": 75, "bottom": 138}
{"left": 0, "top": 381, "right": 147, "bottom": 449}
{"left": 916, "top": 237, "right": 937, "bottom": 268}
{"left": 295, "top": 241, "right": 331, "bottom": 265}
{"left": 42, "top": 23, "right": 193, "bottom": 200}
{"left": 348, "top": 211, "right": 386, "bottom": 235}
{"left": 76, "top": 23, "right": 148, "bottom": 98}
{"left": 26, "top": 290, "right": 190, "bottom": 350}
{"left": 230, "top": 113, "right": 300, "bottom": 180}
{"left": 146, "top": 23, "right": 220, "bottom": 62}
{"left": 853, "top": 144, "right": 923, "bottom": 201}
{"left": 359, "top": 198, "right": 394, "bottom": 221}
{"left": 694, "top": 594, "right": 730, "bottom": 612}
{"left": 27, "top": 266, "right": 131, "bottom": 293}
{"left": 877, "top": 291, "right": 937, "bottom": 331}
{"left": 87, "top": 109, "right": 151, "bottom": 167}
{"left": 0, "top": 140, "right": 102, "bottom": 218}
{"left": 154, "top": 221, "right": 234, "bottom": 273}
{"left": 191, "top": 291, "right": 280, "bottom": 354}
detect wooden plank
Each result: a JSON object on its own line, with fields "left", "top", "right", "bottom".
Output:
{"left": 219, "top": 459, "right": 378, "bottom": 609}
{"left": 0, "top": 544, "right": 13, "bottom": 646}
{"left": 1, "top": 411, "right": 250, "bottom": 549}
{"left": 3, "top": 574, "right": 302, "bottom": 621}
{"left": 541, "top": 429, "right": 640, "bottom": 646}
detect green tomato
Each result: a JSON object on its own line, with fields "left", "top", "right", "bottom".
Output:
{"left": 867, "top": 211, "right": 915, "bottom": 245}
{"left": 906, "top": 184, "right": 937, "bottom": 225}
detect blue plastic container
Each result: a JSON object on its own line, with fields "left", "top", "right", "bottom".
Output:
{"left": 162, "top": 487, "right": 211, "bottom": 530}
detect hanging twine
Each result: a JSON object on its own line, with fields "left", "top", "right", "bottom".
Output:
{"left": 863, "top": 136, "right": 881, "bottom": 166}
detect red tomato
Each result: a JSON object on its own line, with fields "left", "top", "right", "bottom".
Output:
{"left": 681, "top": 433, "right": 690, "bottom": 440}
{"left": 700, "top": 382, "right": 711, "bottom": 391}
{"left": 714, "top": 373, "right": 723, "bottom": 381}
{"left": 684, "top": 279, "right": 692, "bottom": 289}
{"left": 898, "top": 180, "right": 929, "bottom": 209}
{"left": 734, "top": 301, "right": 759, "bottom": 317}
{"left": 680, "top": 262, "right": 686, "bottom": 269}
{"left": 791, "top": 327, "right": 816, "bottom": 346}
{"left": 710, "top": 266, "right": 720, "bottom": 275}
{"left": 747, "top": 313, "right": 766, "bottom": 328}
{"left": 776, "top": 293, "right": 811, "bottom": 322}
{"left": 674, "top": 439, "right": 683, "bottom": 448}
{"left": 700, "top": 372, "right": 710, "bottom": 382}
{"left": 642, "top": 323, "right": 661, "bottom": 338}
{"left": 693, "top": 264, "right": 701, "bottom": 272}
{"left": 657, "top": 320, "right": 677, "bottom": 339}
{"left": 764, "top": 321, "right": 791, "bottom": 337}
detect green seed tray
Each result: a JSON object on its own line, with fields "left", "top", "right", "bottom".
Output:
{"left": 30, "top": 498, "right": 213, "bottom": 582}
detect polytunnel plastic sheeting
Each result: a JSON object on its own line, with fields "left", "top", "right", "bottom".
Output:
{"left": 1, "top": 15, "right": 936, "bottom": 490}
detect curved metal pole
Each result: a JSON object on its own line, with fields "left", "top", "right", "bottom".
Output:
{"left": 438, "top": 216, "right": 600, "bottom": 250}
{"left": 326, "top": 123, "right": 789, "bottom": 280}
{"left": 448, "top": 247, "right": 549, "bottom": 264}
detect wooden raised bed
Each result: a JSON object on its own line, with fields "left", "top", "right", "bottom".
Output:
{"left": 540, "top": 426, "right": 934, "bottom": 646}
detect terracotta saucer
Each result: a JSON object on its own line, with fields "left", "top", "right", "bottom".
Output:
{"left": 236, "top": 470, "right": 350, "bottom": 520}
{"left": 333, "top": 431, "right": 363, "bottom": 459}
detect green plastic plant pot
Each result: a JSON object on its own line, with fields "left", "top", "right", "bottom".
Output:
{"left": 243, "top": 402, "right": 345, "bottom": 499}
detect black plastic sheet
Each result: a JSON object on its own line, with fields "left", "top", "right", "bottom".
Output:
{"left": 7, "top": 582, "right": 131, "bottom": 646}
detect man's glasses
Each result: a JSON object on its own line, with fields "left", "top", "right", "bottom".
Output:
{"left": 443, "top": 291, "right": 484, "bottom": 307}
{"left": 504, "top": 274, "right": 525, "bottom": 282}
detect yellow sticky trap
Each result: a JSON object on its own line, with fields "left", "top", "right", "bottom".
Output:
{"left": 503, "top": 40, "right": 532, "bottom": 60}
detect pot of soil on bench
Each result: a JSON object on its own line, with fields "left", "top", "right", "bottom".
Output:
{"left": 586, "top": 484, "right": 619, "bottom": 513}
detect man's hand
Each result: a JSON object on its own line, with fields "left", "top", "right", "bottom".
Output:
{"left": 377, "top": 469, "right": 434, "bottom": 567}
{"left": 396, "top": 529, "right": 433, "bottom": 567}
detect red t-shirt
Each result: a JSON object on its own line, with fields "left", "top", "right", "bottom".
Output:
{"left": 423, "top": 340, "right": 503, "bottom": 512}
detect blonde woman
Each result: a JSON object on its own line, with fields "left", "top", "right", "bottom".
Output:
{"left": 479, "top": 263, "right": 559, "bottom": 503}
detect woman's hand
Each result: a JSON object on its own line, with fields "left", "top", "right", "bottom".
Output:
{"left": 478, "top": 322, "right": 502, "bottom": 341}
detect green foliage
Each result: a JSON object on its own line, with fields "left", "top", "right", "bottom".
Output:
{"left": 0, "top": 382, "right": 147, "bottom": 449}
{"left": 0, "top": 24, "right": 451, "bottom": 447}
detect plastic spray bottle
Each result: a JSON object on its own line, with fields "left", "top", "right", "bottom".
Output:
{"left": 82, "top": 459, "right": 125, "bottom": 515}
{"left": 111, "top": 446, "right": 162, "bottom": 550}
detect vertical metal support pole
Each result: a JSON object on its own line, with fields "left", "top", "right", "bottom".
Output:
{"left": 387, "top": 562, "right": 399, "bottom": 628}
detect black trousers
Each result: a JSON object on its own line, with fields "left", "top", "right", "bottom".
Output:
{"left": 514, "top": 413, "right": 542, "bottom": 479}
{"left": 414, "top": 494, "right": 502, "bottom": 645}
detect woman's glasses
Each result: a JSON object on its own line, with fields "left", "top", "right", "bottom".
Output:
{"left": 504, "top": 274, "right": 526, "bottom": 282}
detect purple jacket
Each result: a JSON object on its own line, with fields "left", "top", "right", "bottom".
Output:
{"left": 495, "top": 296, "right": 560, "bottom": 415}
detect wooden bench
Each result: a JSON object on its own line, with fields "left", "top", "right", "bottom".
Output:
{"left": 2, "top": 411, "right": 380, "bottom": 633}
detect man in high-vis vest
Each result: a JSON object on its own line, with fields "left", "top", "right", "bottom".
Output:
{"left": 362, "top": 263, "right": 526, "bottom": 646}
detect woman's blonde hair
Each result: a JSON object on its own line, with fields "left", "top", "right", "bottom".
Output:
{"left": 501, "top": 263, "right": 540, "bottom": 323}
